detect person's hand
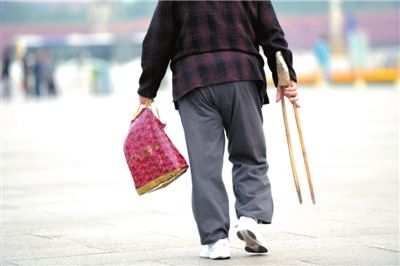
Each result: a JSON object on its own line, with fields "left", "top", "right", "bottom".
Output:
{"left": 139, "top": 95, "right": 153, "bottom": 105}
{"left": 276, "top": 80, "right": 300, "bottom": 108}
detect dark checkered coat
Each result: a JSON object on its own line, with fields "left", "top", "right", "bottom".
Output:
{"left": 138, "top": 0, "right": 296, "bottom": 107}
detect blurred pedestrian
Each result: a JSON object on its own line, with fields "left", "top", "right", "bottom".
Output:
{"left": 43, "top": 52, "right": 57, "bottom": 97}
{"left": 33, "top": 50, "right": 43, "bottom": 98}
{"left": 314, "top": 35, "right": 330, "bottom": 83}
{"left": 137, "top": 1, "right": 298, "bottom": 260}
{"left": 2, "top": 48, "right": 12, "bottom": 99}
{"left": 23, "top": 53, "right": 35, "bottom": 97}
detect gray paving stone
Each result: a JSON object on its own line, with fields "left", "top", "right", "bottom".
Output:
{"left": 2, "top": 234, "right": 106, "bottom": 262}
{"left": 2, "top": 87, "right": 398, "bottom": 265}
{"left": 13, "top": 247, "right": 196, "bottom": 266}
{"left": 272, "top": 239, "right": 399, "bottom": 265}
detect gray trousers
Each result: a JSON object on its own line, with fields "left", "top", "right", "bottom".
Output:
{"left": 178, "top": 81, "right": 273, "bottom": 245}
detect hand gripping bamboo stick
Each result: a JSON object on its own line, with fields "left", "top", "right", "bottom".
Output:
{"left": 276, "top": 51, "right": 315, "bottom": 204}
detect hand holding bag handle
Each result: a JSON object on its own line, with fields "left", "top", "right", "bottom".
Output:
{"left": 134, "top": 99, "right": 161, "bottom": 120}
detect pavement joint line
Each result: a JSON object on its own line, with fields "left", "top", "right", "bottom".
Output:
{"left": 279, "top": 231, "right": 319, "bottom": 239}
{"left": 299, "top": 259, "right": 326, "bottom": 266}
{"left": 13, "top": 244, "right": 203, "bottom": 262}
{"left": 362, "top": 245, "right": 400, "bottom": 253}
{"left": 30, "top": 233, "right": 63, "bottom": 240}
{"left": 10, "top": 245, "right": 200, "bottom": 263}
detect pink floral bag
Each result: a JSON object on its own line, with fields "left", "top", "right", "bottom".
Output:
{"left": 123, "top": 103, "right": 188, "bottom": 195}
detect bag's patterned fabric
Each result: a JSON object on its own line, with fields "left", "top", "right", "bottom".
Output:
{"left": 123, "top": 108, "right": 188, "bottom": 195}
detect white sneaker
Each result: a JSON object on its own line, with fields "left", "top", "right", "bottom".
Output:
{"left": 199, "top": 238, "right": 231, "bottom": 260}
{"left": 236, "top": 216, "right": 268, "bottom": 253}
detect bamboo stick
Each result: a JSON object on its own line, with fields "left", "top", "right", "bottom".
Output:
{"left": 281, "top": 93, "right": 303, "bottom": 204}
{"left": 293, "top": 106, "right": 316, "bottom": 204}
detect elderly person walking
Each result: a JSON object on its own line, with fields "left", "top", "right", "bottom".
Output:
{"left": 137, "top": 0, "right": 298, "bottom": 260}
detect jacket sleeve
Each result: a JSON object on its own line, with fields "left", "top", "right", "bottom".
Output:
{"left": 137, "top": 1, "right": 175, "bottom": 99}
{"left": 256, "top": 0, "right": 297, "bottom": 87}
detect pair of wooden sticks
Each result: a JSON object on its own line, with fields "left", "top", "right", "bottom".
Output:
{"left": 276, "top": 51, "right": 316, "bottom": 204}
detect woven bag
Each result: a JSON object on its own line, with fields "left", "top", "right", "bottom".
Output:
{"left": 123, "top": 104, "right": 188, "bottom": 195}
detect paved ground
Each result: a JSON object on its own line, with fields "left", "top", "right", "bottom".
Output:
{"left": 1, "top": 84, "right": 399, "bottom": 265}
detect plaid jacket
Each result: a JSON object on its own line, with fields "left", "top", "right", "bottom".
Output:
{"left": 138, "top": 1, "right": 296, "bottom": 107}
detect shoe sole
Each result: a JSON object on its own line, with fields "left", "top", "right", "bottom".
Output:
{"left": 237, "top": 230, "right": 268, "bottom": 253}
{"left": 210, "top": 256, "right": 231, "bottom": 260}
{"left": 200, "top": 254, "right": 230, "bottom": 260}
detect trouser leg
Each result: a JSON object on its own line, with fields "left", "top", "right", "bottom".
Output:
{"left": 215, "top": 81, "right": 274, "bottom": 224}
{"left": 178, "top": 88, "right": 229, "bottom": 245}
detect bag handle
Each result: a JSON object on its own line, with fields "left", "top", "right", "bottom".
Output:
{"left": 133, "top": 100, "right": 161, "bottom": 120}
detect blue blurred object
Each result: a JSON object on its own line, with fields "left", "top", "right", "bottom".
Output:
{"left": 90, "top": 58, "right": 111, "bottom": 95}
{"left": 314, "top": 36, "right": 330, "bottom": 82}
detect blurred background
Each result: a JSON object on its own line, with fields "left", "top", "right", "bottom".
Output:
{"left": 1, "top": 0, "right": 399, "bottom": 99}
